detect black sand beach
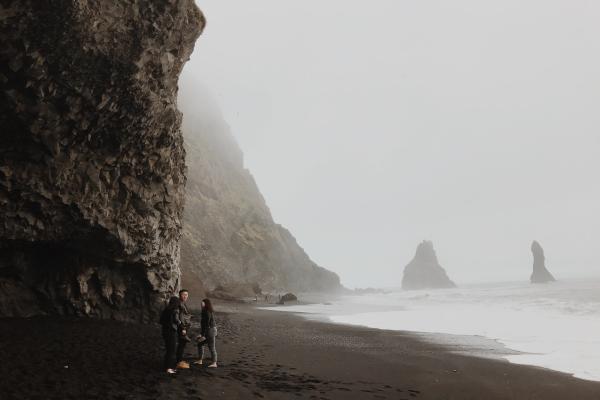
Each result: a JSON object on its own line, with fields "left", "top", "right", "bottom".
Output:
{"left": 1, "top": 304, "right": 599, "bottom": 400}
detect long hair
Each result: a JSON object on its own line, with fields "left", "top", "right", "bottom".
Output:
{"left": 167, "top": 296, "right": 180, "bottom": 310}
{"left": 160, "top": 296, "right": 180, "bottom": 326}
{"left": 202, "top": 298, "right": 214, "bottom": 313}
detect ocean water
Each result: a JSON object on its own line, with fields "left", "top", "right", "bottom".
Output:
{"left": 263, "top": 279, "right": 600, "bottom": 381}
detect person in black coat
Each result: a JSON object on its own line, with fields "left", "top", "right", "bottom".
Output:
{"left": 160, "top": 296, "right": 183, "bottom": 374}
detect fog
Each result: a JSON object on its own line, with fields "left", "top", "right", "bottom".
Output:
{"left": 181, "top": 0, "right": 600, "bottom": 288}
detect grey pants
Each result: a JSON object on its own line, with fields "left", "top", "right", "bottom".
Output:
{"left": 198, "top": 335, "right": 217, "bottom": 363}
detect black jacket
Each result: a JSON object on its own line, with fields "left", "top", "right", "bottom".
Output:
{"left": 160, "top": 307, "right": 182, "bottom": 332}
{"left": 200, "top": 310, "right": 215, "bottom": 336}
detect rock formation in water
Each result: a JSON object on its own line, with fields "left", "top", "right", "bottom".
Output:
{"left": 0, "top": 1, "right": 204, "bottom": 320}
{"left": 178, "top": 84, "right": 342, "bottom": 296}
{"left": 530, "top": 240, "right": 556, "bottom": 283}
{"left": 402, "top": 241, "right": 456, "bottom": 290}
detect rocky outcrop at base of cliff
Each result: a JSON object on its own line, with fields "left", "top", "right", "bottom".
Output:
{"left": 0, "top": 1, "right": 204, "bottom": 320}
{"left": 402, "top": 240, "right": 456, "bottom": 290}
{"left": 530, "top": 240, "right": 556, "bottom": 283}
{"left": 208, "top": 283, "right": 262, "bottom": 302}
{"left": 178, "top": 83, "right": 342, "bottom": 294}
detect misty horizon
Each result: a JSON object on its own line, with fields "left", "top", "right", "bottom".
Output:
{"left": 182, "top": 0, "right": 600, "bottom": 288}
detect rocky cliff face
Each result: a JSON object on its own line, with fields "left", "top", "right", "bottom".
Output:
{"left": 0, "top": 1, "right": 204, "bottom": 320}
{"left": 530, "top": 240, "right": 556, "bottom": 283}
{"left": 178, "top": 85, "right": 342, "bottom": 295}
{"left": 402, "top": 240, "right": 456, "bottom": 290}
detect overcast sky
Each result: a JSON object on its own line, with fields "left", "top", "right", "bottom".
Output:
{"left": 182, "top": 0, "right": 600, "bottom": 288}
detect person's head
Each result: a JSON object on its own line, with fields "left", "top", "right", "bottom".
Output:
{"left": 179, "top": 289, "right": 189, "bottom": 303}
{"left": 167, "top": 296, "right": 180, "bottom": 310}
{"left": 201, "top": 298, "right": 213, "bottom": 312}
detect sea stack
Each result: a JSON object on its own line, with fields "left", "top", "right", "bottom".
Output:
{"left": 530, "top": 241, "right": 556, "bottom": 283}
{"left": 402, "top": 241, "right": 456, "bottom": 290}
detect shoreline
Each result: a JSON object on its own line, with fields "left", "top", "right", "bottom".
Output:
{"left": 228, "top": 304, "right": 600, "bottom": 399}
{"left": 262, "top": 303, "right": 524, "bottom": 358}
{"left": 262, "top": 287, "right": 600, "bottom": 383}
{"left": 1, "top": 303, "right": 599, "bottom": 399}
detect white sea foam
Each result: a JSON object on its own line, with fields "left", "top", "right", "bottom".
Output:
{"left": 264, "top": 279, "right": 600, "bottom": 381}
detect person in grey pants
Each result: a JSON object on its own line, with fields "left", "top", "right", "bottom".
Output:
{"left": 194, "top": 298, "right": 218, "bottom": 368}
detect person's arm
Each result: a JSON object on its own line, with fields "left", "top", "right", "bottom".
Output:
{"left": 200, "top": 312, "right": 208, "bottom": 336}
{"left": 173, "top": 309, "right": 184, "bottom": 333}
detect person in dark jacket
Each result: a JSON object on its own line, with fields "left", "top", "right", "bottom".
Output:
{"left": 160, "top": 296, "right": 183, "bottom": 374}
{"left": 175, "top": 289, "right": 192, "bottom": 369}
{"left": 194, "top": 298, "right": 218, "bottom": 368}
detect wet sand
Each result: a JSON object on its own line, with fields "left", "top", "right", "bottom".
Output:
{"left": 1, "top": 303, "right": 599, "bottom": 399}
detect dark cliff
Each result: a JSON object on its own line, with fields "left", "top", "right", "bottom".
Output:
{"left": 402, "top": 240, "right": 456, "bottom": 290}
{"left": 0, "top": 1, "right": 204, "bottom": 320}
{"left": 530, "top": 240, "right": 556, "bottom": 283}
{"left": 178, "top": 84, "right": 342, "bottom": 295}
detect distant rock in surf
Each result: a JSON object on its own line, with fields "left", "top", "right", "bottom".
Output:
{"left": 402, "top": 241, "right": 456, "bottom": 290}
{"left": 530, "top": 241, "right": 556, "bottom": 283}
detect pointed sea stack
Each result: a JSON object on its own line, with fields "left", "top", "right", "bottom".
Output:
{"left": 402, "top": 241, "right": 456, "bottom": 290}
{"left": 530, "top": 241, "right": 556, "bottom": 283}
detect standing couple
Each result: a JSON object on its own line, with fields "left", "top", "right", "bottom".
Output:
{"left": 160, "top": 289, "right": 218, "bottom": 374}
